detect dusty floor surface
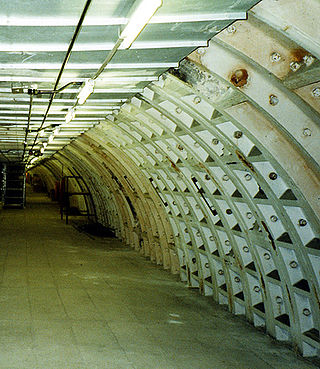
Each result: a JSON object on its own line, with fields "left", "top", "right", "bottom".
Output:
{"left": 0, "top": 191, "right": 318, "bottom": 369}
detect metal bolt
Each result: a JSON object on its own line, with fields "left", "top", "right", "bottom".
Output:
{"left": 226, "top": 209, "right": 232, "bottom": 215}
{"left": 269, "top": 94, "right": 279, "bottom": 106}
{"left": 303, "top": 128, "right": 312, "bottom": 136}
{"left": 225, "top": 240, "right": 230, "bottom": 246}
{"left": 271, "top": 52, "right": 281, "bottom": 62}
{"left": 196, "top": 231, "right": 201, "bottom": 237}
{"left": 192, "top": 257, "right": 196, "bottom": 263}
{"left": 222, "top": 174, "right": 229, "bottom": 181}
{"left": 218, "top": 269, "right": 224, "bottom": 275}
{"left": 269, "top": 172, "right": 278, "bottom": 180}
{"left": 303, "top": 55, "right": 314, "bottom": 67}
{"left": 303, "top": 308, "right": 311, "bottom": 316}
{"left": 212, "top": 138, "right": 219, "bottom": 145}
{"left": 176, "top": 144, "right": 184, "bottom": 151}
{"left": 244, "top": 173, "right": 252, "bottom": 181}
{"left": 243, "top": 246, "right": 249, "bottom": 253}
{"left": 175, "top": 107, "right": 182, "bottom": 114}
{"left": 289, "top": 260, "right": 298, "bottom": 268}
{"left": 246, "top": 212, "right": 253, "bottom": 219}
{"left": 172, "top": 201, "right": 176, "bottom": 205}
{"left": 227, "top": 25, "right": 236, "bottom": 34}
{"left": 205, "top": 174, "right": 210, "bottom": 180}
{"left": 270, "top": 215, "right": 278, "bottom": 222}
{"left": 312, "top": 87, "right": 320, "bottom": 98}
{"left": 298, "top": 219, "right": 307, "bottom": 227}
{"left": 290, "top": 61, "right": 301, "bottom": 72}
{"left": 194, "top": 142, "right": 200, "bottom": 148}
{"left": 193, "top": 96, "right": 201, "bottom": 104}
{"left": 234, "top": 276, "right": 240, "bottom": 283}
{"left": 205, "top": 262, "right": 210, "bottom": 268}
{"left": 209, "top": 235, "right": 214, "bottom": 241}
{"left": 234, "top": 130, "right": 243, "bottom": 139}
{"left": 254, "top": 286, "right": 261, "bottom": 292}
{"left": 184, "top": 228, "right": 188, "bottom": 233}
{"left": 264, "top": 253, "right": 271, "bottom": 260}
{"left": 276, "top": 296, "right": 283, "bottom": 304}
{"left": 197, "top": 48, "right": 205, "bottom": 55}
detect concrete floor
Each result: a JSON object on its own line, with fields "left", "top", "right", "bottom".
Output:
{"left": 0, "top": 191, "right": 318, "bottom": 369}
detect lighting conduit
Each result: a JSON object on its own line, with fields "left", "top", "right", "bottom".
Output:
{"left": 27, "top": 0, "right": 93, "bottom": 163}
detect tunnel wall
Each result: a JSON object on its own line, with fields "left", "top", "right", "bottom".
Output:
{"left": 30, "top": 0, "right": 320, "bottom": 359}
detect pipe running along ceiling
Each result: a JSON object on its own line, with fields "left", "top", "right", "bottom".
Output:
{"left": 2, "top": 0, "right": 320, "bottom": 361}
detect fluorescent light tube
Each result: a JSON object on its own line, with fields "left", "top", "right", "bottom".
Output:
{"left": 65, "top": 107, "right": 75, "bottom": 123}
{"left": 120, "top": 0, "right": 162, "bottom": 49}
{"left": 77, "top": 78, "right": 94, "bottom": 104}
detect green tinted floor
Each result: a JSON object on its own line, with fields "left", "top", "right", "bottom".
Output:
{"left": 0, "top": 191, "right": 318, "bottom": 369}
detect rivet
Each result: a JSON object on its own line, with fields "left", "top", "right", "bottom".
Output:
{"left": 172, "top": 201, "right": 176, "bottom": 205}
{"left": 303, "top": 308, "right": 311, "bottom": 316}
{"left": 212, "top": 138, "right": 219, "bottom": 145}
{"left": 226, "top": 209, "right": 232, "bottom": 215}
{"left": 234, "top": 276, "right": 240, "bottom": 283}
{"left": 270, "top": 52, "right": 281, "bottom": 62}
{"left": 225, "top": 240, "right": 230, "bottom": 246}
{"left": 303, "top": 55, "right": 314, "bottom": 67}
{"left": 205, "top": 174, "right": 210, "bottom": 180}
{"left": 175, "top": 107, "right": 182, "bottom": 114}
{"left": 194, "top": 142, "right": 200, "bottom": 148}
{"left": 264, "top": 253, "right": 271, "bottom": 260}
{"left": 234, "top": 130, "right": 243, "bottom": 139}
{"left": 176, "top": 144, "right": 184, "bottom": 151}
{"left": 183, "top": 202, "right": 188, "bottom": 207}
{"left": 276, "top": 296, "right": 283, "bottom": 304}
{"left": 193, "top": 96, "right": 201, "bottom": 104}
{"left": 196, "top": 231, "right": 201, "bottom": 237}
{"left": 312, "top": 87, "right": 320, "bottom": 98}
{"left": 218, "top": 269, "right": 224, "bottom": 275}
{"left": 298, "top": 218, "right": 307, "bottom": 227}
{"left": 290, "top": 61, "right": 301, "bottom": 72}
{"left": 192, "top": 257, "right": 197, "bottom": 264}
{"left": 243, "top": 246, "right": 249, "bottom": 253}
{"left": 209, "top": 235, "right": 215, "bottom": 241}
{"left": 244, "top": 173, "right": 252, "bottom": 181}
{"left": 222, "top": 174, "right": 229, "bottom": 181}
{"left": 303, "top": 128, "right": 312, "bottom": 136}
{"left": 195, "top": 204, "right": 200, "bottom": 209}
{"left": 270, "top": 215, "right": 278, "bottom": 222}
{"left": 254, "top": 286, "right": 260, "bottom": 293}
{"left": 184, "top": 228, "right": 188, "bottom": 233}
{"left": 269, "top": 172, "right": 278, "bottom": 180}
{"left": 205, "top": 262, "right": 210, "bottom": 268}
{"left": 289, "top": 260, "right": 298, "bottom": 268}
{"left": 246, "top": 212, "right": 253, "bottom": 219}
{"left": 197, "top": 48, "right": 205, "bottom": 55}
{"left": 269, "top": 94, "right": 279, "bottom": 106}
{"left": 227, "top": 25, "right": 236, "bottom": 34}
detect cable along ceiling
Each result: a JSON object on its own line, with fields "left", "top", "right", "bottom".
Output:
{"left": 0, "top": 0, "right": 259, "bottom": 164}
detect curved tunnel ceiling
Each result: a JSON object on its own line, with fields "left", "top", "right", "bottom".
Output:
{"left": 2, "top": 0, "right": 320, "bottom": 361}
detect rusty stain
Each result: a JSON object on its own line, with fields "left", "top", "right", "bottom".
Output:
{"left": 261, "top": 221, "right": 277, "bottom": 252}
{"left": 166, "top": 156, "right": 181, "bottom": 172}
{"left": 230, "top": 69, "right": 248, "bottom": 88}
{"left": 291, "top": 48, "right": 308, "bottom": 63}
{"left": 235, "top": 150, "right": 255, "bottom": 173}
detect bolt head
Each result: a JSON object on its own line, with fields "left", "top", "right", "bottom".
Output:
{"left": 298, "top": 218, "right": 307, "bottom": 227}
{"left": 269, "top": 172, "right": 278, "bottom": 180}
{"left": 312, "top": 87, "right": 320, "bottom": 98}
{"left": 227, "top": 25, "right": 236, "bottom": 34}
{"left": 303, "top": 55, "right": 314, "bottom": 67}
{"left": 270, "top": 215, "right": 278, "bottom": 222}
{"left": 269, "top": 94, "right": 279, "bottom": 106}
{"left": 234, "top": 130, "right": 243, "bottom": 139}
{"left": 290, "top": 61, "right": 301, "bottom": 72}
{"left": 271, "top": 52, "right": 281, "bottom": 62}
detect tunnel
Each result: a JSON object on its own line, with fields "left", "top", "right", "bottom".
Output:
{"left": 0, "top": 0, "right": 319, "bottom": 368}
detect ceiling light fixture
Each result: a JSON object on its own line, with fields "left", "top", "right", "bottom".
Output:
{"left": 120, "top": 0, "right": 162, "bottom": 49}
{"left": 77, "top": 78, "right": 94, "bottom": 104}
{"left": 65, "top": 107, "right": 76, "bottom": 123}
